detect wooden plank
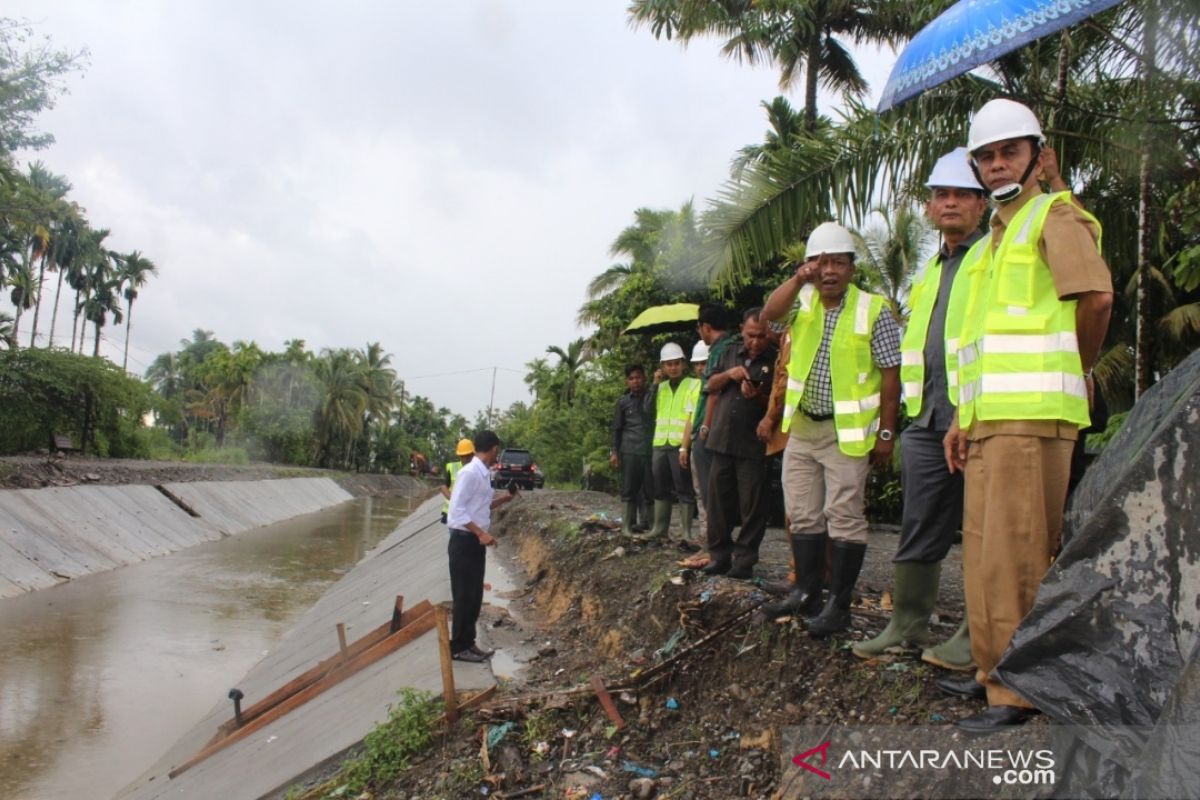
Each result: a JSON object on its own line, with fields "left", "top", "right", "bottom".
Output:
{"left": 590, "top": 675, "right": 624, "bottom": 729}
{"left": 171, "top": 608, "right": 438, "bottom": 779}
{"left": 336, "top": 623, "right": 348, "bottom": 656}
{"left": 436, "top": 606, "right": 457, "bottom": 724}
{"left": 211, "top": 598, "right": 435, "bottom": 738}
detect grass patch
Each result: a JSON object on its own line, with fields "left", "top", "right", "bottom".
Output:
{"left": 324, "top": 688, "right": 441, "bottom": 797}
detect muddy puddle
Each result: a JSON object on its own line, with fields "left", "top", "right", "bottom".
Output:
{"left": 0, "top": 494, "right": 417, "bottom": 800}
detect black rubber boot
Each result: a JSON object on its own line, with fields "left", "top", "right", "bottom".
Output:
{"left": 806, "top": 541, "right": 867, "bottom": 638}
{"left": 761, "top": 533, "right": 827, "bottom": 618}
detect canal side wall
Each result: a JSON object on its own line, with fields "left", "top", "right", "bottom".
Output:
{"left": 0, "top": 477, "right": 355, "bottom": 599}
{"left": 117, "top": 494, "right": 495, "bottom": 800}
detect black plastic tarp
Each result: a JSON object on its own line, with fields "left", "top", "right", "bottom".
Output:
{"left": 993, "top": 349, "right": 1200, "bottom": 798}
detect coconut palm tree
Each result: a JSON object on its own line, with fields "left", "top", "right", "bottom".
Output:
{"left": 117, "top": 250, "right": 158, "bottom": 370}
{"left": 629, "top": 0, "right": 928, "bottom": 129}
{"left": 545, "top": 338, "right": 591, "bottom": 407}
{"left": 6, "top": 261, "right": 36, "bottom": 343}
{"left": 24, "top": 162, "right": 71, "bottom": 348}
{"left": 852, "top": 204, "right": 934, "bottom": 322}
{"left": 314, "top": 348, "right": 369, "bottom": 468}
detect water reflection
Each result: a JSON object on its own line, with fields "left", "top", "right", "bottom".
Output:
{"left": 0, "top": 493, "right": 415, "bottom": 800}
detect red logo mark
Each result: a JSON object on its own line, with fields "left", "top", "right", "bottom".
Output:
{"left": 791, "top": 741, "right": 832, "bottom": 780}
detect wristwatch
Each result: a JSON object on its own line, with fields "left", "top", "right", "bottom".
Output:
{"left": 878, "top": 429, "right": 894, "bottom": 442}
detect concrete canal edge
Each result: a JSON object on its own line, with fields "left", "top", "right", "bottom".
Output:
{"left": 115, "top": 494, "right": 495, "bottom": 800}
{"left": 0, "top": 474, "right": 424, "bottom": 599}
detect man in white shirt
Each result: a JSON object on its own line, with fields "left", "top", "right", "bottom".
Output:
{"left": 446, "top": 430, "right": 518, "bottom": 662}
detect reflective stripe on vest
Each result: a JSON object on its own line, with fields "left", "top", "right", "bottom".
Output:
{"left": 652, "top": 376, "right": 700, "bottom": 446}
{"left": 937, "top": 235, "right": 992, "bottom": 408}
{"left": 441, "top": 460, "right": 463, "bottom": 515}
{"left": 780, "top": 284, "right": 887, "bottom": 456}
{"left": 899, "top": 254, "right": 941, "bottom": 416}
{"left": 955, "top": 192, "right": 1098, "bottom": 429}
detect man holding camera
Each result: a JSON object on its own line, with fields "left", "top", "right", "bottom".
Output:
{"left": 699, "top": 307, "right": 778, "bottom": 579}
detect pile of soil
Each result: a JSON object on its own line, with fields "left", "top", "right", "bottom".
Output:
{"left": 0, "top": 455, "right": 428, "bottom": 497}
{"left": 310, "top": 489, "right": 1013, "bottom": 800}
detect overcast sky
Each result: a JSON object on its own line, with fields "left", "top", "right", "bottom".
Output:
{"left": 12, "top": 1, "right": 895, "bottom": 419}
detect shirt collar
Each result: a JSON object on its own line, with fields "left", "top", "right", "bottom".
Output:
{"left": 939, "top": 229, "right": 984, "bottom": 259}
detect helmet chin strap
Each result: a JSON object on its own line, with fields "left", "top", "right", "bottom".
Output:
{"left": 970, "top": 143, "right": 1042, "bottom": 204}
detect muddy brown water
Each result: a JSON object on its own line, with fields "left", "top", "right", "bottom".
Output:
{"left": 0, "top": 494, "right": 418, "bottom": 800}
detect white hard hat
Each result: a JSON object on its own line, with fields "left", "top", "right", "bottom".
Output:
{"left": 925, "top": 147, "right": 984, "bottom": 192}
{"left": 967, "top": 99, "right": 1044, "bottom": 154}
{"left": 660, "top": 342, "right": 685, "bottom": 362}
{"left": 805, "top": 222, "right": 857, "bottom": 258}
{"left": 690, "top": 341, "right": 709, "bottom": 362}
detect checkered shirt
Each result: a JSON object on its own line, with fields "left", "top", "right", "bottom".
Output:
{"left": 800, "top": 294, "right": 902, "bottom": 416}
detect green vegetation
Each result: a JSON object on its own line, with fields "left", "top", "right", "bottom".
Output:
{"left": 0, "top": 347, "right": 154, "bottom": 456}
{"left": 332, "top": 688, "right": 440, "bottom": 795}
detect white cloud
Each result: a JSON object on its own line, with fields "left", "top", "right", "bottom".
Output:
{"left": 11, "top": 1, "right": 901, "bottom": 417}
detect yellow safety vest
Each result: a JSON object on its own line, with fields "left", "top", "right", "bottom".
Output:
{"left": 652, "top": 377, "right": 700, "bottom": 447}
{"left": 781, "top": 284, "right": 887, "bottom": 456}
{"left": 441, "top": 460, "right": 463, "bottom": 515}
{"left": 955, "top": 191, "right": 1100, "bottom": 429}
{"left": 900, "top": 238, "right": 991, "bottom": 415}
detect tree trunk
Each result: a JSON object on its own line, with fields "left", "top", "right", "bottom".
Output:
{"left": 123, "top": 298, "right": 134, "bottom": 370}
{"left": 93, "top": 321, "right": 102, "bottom": 358}
{"left": 48, "top": 266, "right": 66, "bottom": 347}
{"left": 29, "top": 256, "right": 47, "bottom": 348}
{"left": 12, "top": 304, "right": 21, "bottom": 346}
{"left": 70, "top": 288, "right": 80, "bottom": 353}
{"left": 804, "top": 35, "right": 821, "bottom": 130}
{"left": 1135, "top": 7, "right": 1158, "bottom": 397}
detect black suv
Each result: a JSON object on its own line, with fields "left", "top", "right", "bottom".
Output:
{"left": 491, "top": 448, "right": 543, "bottom": 490}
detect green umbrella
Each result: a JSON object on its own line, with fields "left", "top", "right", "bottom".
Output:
{"left": 622, "top": 303, "right": 699, "bottom": 336}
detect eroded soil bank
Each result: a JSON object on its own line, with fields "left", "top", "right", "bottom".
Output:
{"left": 287, "top": 489, "right": 1031, "bottom": 800}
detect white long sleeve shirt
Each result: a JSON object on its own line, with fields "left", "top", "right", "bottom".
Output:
{"left": 446, "top": 456, "right": 493, "bottom": 531}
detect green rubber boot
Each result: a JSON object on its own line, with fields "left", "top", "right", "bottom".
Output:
{"left": 642, "top": 500, "right": 671, "bottom": 539}
{"left": 680, "top": 502, "right": 695, "bottom": 541}
{"left": 622, "top": 501, "right": 638, "bottom": 535}
{"left": 852, "top": 561, "right": 940, "bottom": 659}
{"left": 922, "top": 619, "right": 975, "bottom": 671}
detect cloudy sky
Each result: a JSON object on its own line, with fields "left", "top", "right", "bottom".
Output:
{"left": 12, "top": 1, "right": 895, "bottom": 418}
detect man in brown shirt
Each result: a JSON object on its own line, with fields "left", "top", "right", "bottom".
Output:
{"left": 940, "top": 99, "right": 1113, "bottom": 734}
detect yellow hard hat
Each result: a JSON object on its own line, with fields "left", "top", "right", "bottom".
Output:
{"left": 455, "top": 438, "right": 474, "bottom": 456}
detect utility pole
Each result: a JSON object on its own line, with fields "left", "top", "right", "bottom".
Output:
{"left": 487, "top": 366, "right": 497, "bottom": 427}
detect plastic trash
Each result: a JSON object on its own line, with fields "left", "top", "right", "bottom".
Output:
{"left": 486, "top": 721, "right": 515, "bottom": 748}
{"left": 665, "top": 697, "right": 679, "bottom": 710}
{"left": 620, "top": 760, "right": 658, "bottom": 778}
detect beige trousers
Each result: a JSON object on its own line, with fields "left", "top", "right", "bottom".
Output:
{"left": 781, "top": 413, "right": 871, "bottom": 544}
{"left": 963, "top": 434, "right": 1072, "bottom": 708}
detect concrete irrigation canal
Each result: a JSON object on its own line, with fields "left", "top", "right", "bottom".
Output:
{"left": 0, "top": 475, "right": 499, "bottom": 800}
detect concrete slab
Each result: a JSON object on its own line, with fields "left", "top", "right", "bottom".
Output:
{"left": 117, "top": 496, "right": 494, "bottom": 800}
{"left": 0, "top": 478, "right": 357, "bottom": 599}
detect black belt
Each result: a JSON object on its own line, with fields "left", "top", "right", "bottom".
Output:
{"left": 449, "top": 527, "right": 475, "bottom": 536}
{"left": 803, "top": 410, "right": 834, "bottom": 422}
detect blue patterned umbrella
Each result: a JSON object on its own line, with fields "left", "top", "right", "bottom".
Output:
{"left": 878, "top": 0, "right": 1127, "bottom": 112}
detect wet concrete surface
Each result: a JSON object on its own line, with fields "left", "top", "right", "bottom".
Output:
{"left": 0, "top": 494, "right": 417, "bottom": 800}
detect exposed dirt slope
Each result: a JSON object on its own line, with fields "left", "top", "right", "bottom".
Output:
{"left": 296, "top": 489, "right": 1017, "bottom": 800}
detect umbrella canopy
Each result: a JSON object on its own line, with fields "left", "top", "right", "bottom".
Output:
{"left": 622, "top": 303, "right": 699, "bottom": 336}
{"left": 878, "top": 0, "right": 1126, "bottom": 112}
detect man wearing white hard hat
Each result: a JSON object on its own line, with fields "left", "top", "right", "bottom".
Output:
{"left": 644, "top": 342, "right": 701, "bottom": 540}
{"left": 852, "top": 148, "right": 988, "bottom": 668}
{"left": 760, "top": 222, "right": 902, "bottom": 637}
{"left": 939, "top": 98, "right": 1113, "bottom": 733}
